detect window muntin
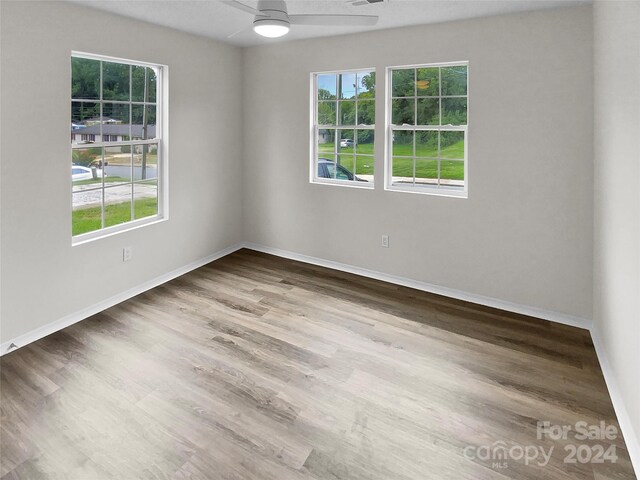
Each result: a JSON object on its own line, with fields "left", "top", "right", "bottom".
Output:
{"left": 312, "top": 69, "right": 375, "bottom": 186}
{"left": 71, "top": 53, "right": 165, "bottom": 240}
{"left": 387, "top": 62, "right": 468, "bottom": 196}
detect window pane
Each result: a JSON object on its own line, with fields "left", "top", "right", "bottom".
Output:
{"left": 337, "top": 154, "right": 355, "bottom": 179}
{"left": 416, "top": 98, "right": 439, "bottom": 125}
{"left": 104, "top": 185, "right": 133, "bottom": 228}
{"left": 338, "top": 130, "right": 355, "bottom": 153}
{"left": 356, "top": 71, "right": 375, "bottom": 99}
{"left": 104, "top": 145, "right": 132, "bottom": 185}
{"left": 318, "top": 155, "right": 336, "bottom": 179}
{"left": 356, "top": 130, "right": 374, "bottom": 155}
{"left": 343, "top": 153, "right": 356, "bottom": 170}
{"left": 147, "top": 67, "right": 158, "bottom": 103}
{"left": 132, "top": 104, "right": 157, "bottom": 139}
{"left": 318, "top": 74, "right": 337, "bottom": 100}
{"left": 392, "top": 98, "right": 414, "bottom": 125}
{"left": 318, "top": 129, "right": 335, "bottom": 156}
{"left": 72, "top": 190, "right": 102, "bottom": 236}
{"left": 441, "top": 98, "right": 467, "bottom": 125}
{"left": 415, "top": 159, "right": 439, "bottom": 186}
{"left": 416, "top": 131, "right": 438, "bottom": 158}
{"left": 440, "top": 159, "right": 465, "bottom": 186}
{"left": 441, "top": 65, "right": 467, "bottom": 96}
{"left": 102, "top": 103, "right": 131, "bottom": 141}
{"left": 392, "top": 130, "right": 413, "bottom": 156}
{"left": 134, "top": 180, "right": 158, "bottom": 220}
{"left": 392, "top": 69, "right": 414, "bottom": 97}
{"left": 318, "top": 101, "right": 337, "bottom": 125}
{"left": 71, "top": 101, "right": 100, "bottom": 125}
{"left": 339, "top": 73, "right": 356, "bottom": 100}
{"left": 132, "top": 66, "right": 157, "bottom": 103}
{"left": 440, "top": 131, "right": 465, "bottom": 159}
{"left": 102, "top": 103, "right": 130, "bottom": 123}
{"left": 72, "top": 57, "right": 100, "bottom": 100}
{"left": 416, "top": 68, "right": 439, "bottom": 97}
{"left": 357, "top": 99, "right": 375, "bottom": 125}
{"left": 134, "top": 143, "right": 158, "bottom": 181}
{"left": 102, "top": 62, "right": 130, "bottom": 101}
{"left": 147, "top": 105, "right": 157, "bottom": 131}
{"left": 72, "top": 147, "right": 103, "bottom": 191}
{"left": 339, "top": 101, "right": 355, "bottom": 125}
{"left": 131, "top": 66, "right": 146, "bottom": 102}
{"left": 355, "top": 155, "right": 373, "bottom": 178}
{"left": 392, "top": 157, "right": 413, "bottom": 184}
{"left": 71, "top": 102, "right": 100, "bottom": 144}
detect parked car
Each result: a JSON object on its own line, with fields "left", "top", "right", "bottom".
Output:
{"left": 340, "top": 139, "right": 354, "bottom": 148}
{"left": 72, "top": 165, "right": 104, "bottom": 181}
{"left": 317, "top": 158, "right": 367, "bottom": 182}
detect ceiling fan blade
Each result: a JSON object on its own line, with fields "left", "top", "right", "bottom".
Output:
{"left": 227, "top": 25, "right": 252, "bottom": 38}
{"left": 348, "top": 0, "right": 385, "bottom": 5}
{"left": 289, "top": 14, "right": 378, "bottom": 26}
{"left": 221, "top": 0, "right": 262, "bottom": 16}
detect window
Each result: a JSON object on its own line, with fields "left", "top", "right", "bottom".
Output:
{"left": 312, "top": 69, "right": 375, "bottom": 186}
{"left": 387, "top": 62, "right": 468, "bottom": 196}
{"left": 71, "top": 53, "right": 166, "bottom": 240}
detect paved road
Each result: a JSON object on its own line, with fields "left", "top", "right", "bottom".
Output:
{"left": 106, "top": 165, "right": 157, "bottom": 180}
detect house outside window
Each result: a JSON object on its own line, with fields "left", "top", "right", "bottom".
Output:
{"left": 71, "top": 52, "right": 167, "bottom": 241}
{"left": 387, "top": 62, "right": 468, "bottom": 197}
{"left": 311, "top": 69, "right": 375, "bottom": 187}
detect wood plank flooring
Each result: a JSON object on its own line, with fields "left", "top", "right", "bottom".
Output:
{"left": 1, "top": 249, "right": 637, "bottom": 479}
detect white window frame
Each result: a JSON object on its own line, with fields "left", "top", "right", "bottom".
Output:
{"left": 385, "top": 61, "right": 468, "bottom": 198}
{"left": 310, "top": 68, "right": 376, "bottom": 189}
{"left": 71, "top": 51, "right": 169, "bottom": 245}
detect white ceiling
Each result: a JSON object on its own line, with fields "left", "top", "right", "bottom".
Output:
{"left": 70, "top": 0, "right": 590, "bottom": 47}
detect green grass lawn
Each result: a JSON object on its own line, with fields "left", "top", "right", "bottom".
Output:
{"left": 392, "top": 158, "right": 463, "bottom": 180}
{"left": 72, "top": 197, "right": 158, "bottom": 236}
{"left": 318, "top": 139, "right": 464, "bottom": 179}
{"left": 72, "top": 176, "right": 126, "bottom": 187}
{"left": 391, "top": 140, "right": 464, "bottom": 159}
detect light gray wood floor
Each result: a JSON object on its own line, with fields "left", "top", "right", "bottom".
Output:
{"left": 1, "top": 249, "right": 637, "bottom": 479}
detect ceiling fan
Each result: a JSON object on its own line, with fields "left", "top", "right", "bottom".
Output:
{"left": 223, "top": 0, "right": 379, "bottom": 38}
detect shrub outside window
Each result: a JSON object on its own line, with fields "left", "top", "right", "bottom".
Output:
{"left": 71, "top": 52, "right": 166, "bottom": 241}
{"left": 312, "top": 69, "right": 375, "bottom": 186}
{"left": 387, "top": 62, "right": 468, "bottom": 197}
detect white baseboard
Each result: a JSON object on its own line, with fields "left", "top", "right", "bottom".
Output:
{"left": 0, "top": 241, "right": 591, "bottom": 355}
{"left": 241, "top": 242, "right": 592, "bottom": 330}
{"left": 591, "top": 330, "right": 640, "bottom": 475}
{"left": 0, "top": 243, "right": 244, "bottom": 356}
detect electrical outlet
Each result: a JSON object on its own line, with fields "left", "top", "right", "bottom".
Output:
{"left": 381, "top": 234, "right": 389, "bottom": 248}
{"left": 123, "top": 246, "right": 132, "bottom": 262}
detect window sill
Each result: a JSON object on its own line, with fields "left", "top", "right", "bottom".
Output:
{"left": 72, "top": 215, "right": 166, "bottom": 246}
{"left": 385, "top": 183, "right": 467, "bottom": 198}
{"left": 311, "top": 178, "right": 375, "bottom": 190}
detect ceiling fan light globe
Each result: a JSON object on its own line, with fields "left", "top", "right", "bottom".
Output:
{"left": 253, "top": 19, "right": 290, "bottom": 38}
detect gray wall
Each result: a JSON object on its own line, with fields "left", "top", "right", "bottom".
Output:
{"left": 242, "top": 7, "right": 594, "bottom": 319}
{"left": 593, "top": 0, "right": 640, "bottom": 454}
{"left": 0, "top": 1, "right": 244, "bottom": 342}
